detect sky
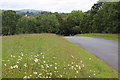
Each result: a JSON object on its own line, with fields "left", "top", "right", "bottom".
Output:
{"left": 0, "top": 0, "right": 99, "bottom": 13}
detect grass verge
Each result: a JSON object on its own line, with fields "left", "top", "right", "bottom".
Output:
{"left": 75, "top": 33, "right": 119, "bottom": 41}
{"left": 2, "top": 34, "right": 118, "bottom": 78}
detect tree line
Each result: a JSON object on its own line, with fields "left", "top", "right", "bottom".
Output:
{"left": 2, "top": 2, "right": 120, "bottom": 36}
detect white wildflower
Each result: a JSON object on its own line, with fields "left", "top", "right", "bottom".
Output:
{"left": 41, "top": 65, "right": 44, "bottom": 68}
{"left": 30, "top": 75, "right": 32, "bottom": 77}
{"left": 33, "top": 72, "right": 38, "bottom": 75}
{"left": 93, "top": 73, "right": 96, "bottom": 76}
{"left": 34, "top": 58, "right": 39, "bottom": 62}
{"left": 10, "top": 55, "right": 13, "bottom": 57}
{"left": 82, "top": 64, "right": 84, "bottom": 67}
{"left": 50, "top": 73, "right": 52, "bottom": 76}
{"left": 46, "top": 64, "right": 48, "bottom": 66}
{"left": 55, "top": 67, "right": 57, "bottom": 70}
{"left": 24, "top": 63, "right": 27, "bottom": 67}
{"left": 42, "top": 55, "right": 44, "bottom": 59}
{"left": 71, "top": 62, "right": 74, "bottom": 64}
{"left": 50, "top": 65, "right": 52, "bottom": 67}
{"left": 13, "top": 56, "right": 15, "bottom": 58}
{"left": 89, "top": 58, "right": 91, "bottom": 60}
{"left": 27, "top": 76, "right": 30, "bottom": 78}
{"left": 71, "top": 55, "right": 74, "bottom": 58}
{"left": 15, "top": 65, "right": 18, "bottom": 68}
{"left": 23, "top": 76, "right": 27, "bottom": 79}
{"left": 23, "top": 75, "right": 30, "bottom": 79}
{"left": 4, "top": 64, "right": 7, "bottom": 66}
{"left": 17, "top": 61, "right": 19, "bottom": 63}
{"left": 46, "top": 76, "right": 48, "bottom": 78}
{"left": 18, "top": 59, "right": 21, "bottom": 61}
{"left": 47, "top": 73, "right": 49, "bottom": 75}
{"left": 89, "top": 76, "right": 91, "bottom": 78}
{"left": 76, "top": 71, "right": 79, "bottom": 73}
{"left": 21, "top": 53, "right": 24, "bottom": 56}
{"left": 18, "top": 56, "right": 22, "bottom": 60}
{"left": 11, "top": 65, "right": 18, "bottom": 69}
{"left": 39, "top": 73, "right": 42, "bottom": 76}
{"left": 11, "top": 66, "right": 13, "bottom": 69}
{"left": 49, "top": 76, "right": 51, "bottom": 78}
{"left": 40, "top": 53, "right": 43, "bottom": 55}
{"left": 60, "top": 75, "right": 63, "bottom": 77}
{"left": 79, "top": 66, "right": 81, "bottom": 70}
{"left": 80, "top": 60, "right": 82, "bottom": 63}
{"left": 74, "top": 68, "right": 77, "bottom": 70}
{"left": 71, "top": 66, "right": 74, "bottom": 69}
{"left": 13, "top": 66, "right": 16, "bottom": 68}
{"left": 76, "top": 65, "right": 78, "bottom": 67}
{"left": 43, "top": 61, "right": 46, "bottom": 63}
{"left": 39, "top": 76, "right": 42, "bottom": 78}
{"left": 47, "top": 65, "right": 49, "bottom": 68}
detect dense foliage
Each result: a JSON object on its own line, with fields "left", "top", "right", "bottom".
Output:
{"left": 2, "top": 2, "right": 120, "bottom": 36}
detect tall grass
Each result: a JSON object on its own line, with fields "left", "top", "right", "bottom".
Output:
{"left": 2, "top": 34, "right": 118, "bottom": 78}
{"left": 75, "top": 33, "right": 119, "bottom": 41}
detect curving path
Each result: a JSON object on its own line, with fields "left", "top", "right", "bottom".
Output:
{"left": 64, "top": 36, "right": 119, "bottom": 72}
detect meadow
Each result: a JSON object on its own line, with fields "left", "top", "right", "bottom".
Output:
{"left": 0, "top": 36, "right": 2, "bottom": 79}
{"left": 2, "top": 34, "right": 118, "bottom": 78}
{"left": 75, "top": 33, "right": 119, "bottom": 41}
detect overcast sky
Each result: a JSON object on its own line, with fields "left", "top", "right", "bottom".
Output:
{"left": 0, "top": 0, "right": 98, "bottom": 13}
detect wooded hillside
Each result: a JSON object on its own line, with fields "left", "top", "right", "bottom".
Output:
{"left": 2, "top": 2, "right": 120, "bottom": 36}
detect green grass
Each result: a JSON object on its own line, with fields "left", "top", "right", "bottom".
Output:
{"left": 75, "top": 33, "right": 119, "bottom": 41}
{"left": 2, "top": 34, "right": 118, "bottom": 78}
{"left": 0, "top": 36, "right": 2, "bottom": 79}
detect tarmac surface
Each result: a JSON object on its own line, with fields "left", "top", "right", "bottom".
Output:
{"left": 64, "top": 36, "right": 119, "bottom": 72}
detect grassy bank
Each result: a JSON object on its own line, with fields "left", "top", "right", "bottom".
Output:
{"left": 75, "top": 33, "right": 119, "bottom": 41}
{"left": 2, "top": 34, "right": 118, "bottom": 78}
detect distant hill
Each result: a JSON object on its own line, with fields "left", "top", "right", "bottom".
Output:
{"left": 15, "top": 9, "right": 43, "bottom": 13}
{"left": 0, "top": 9, "right": 4, "bottom": 12}
{"left": 0, "top": 9, "right": 50, "bottom": 13}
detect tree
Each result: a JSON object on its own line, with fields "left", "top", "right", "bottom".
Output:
{"left": 80, "top": 13, "right": 93, "bottom": 33}
{"left": 81, "top": 2, "right": 119, "bottom": 34}
{"left": 72, "top": 26, "right": 81, "bottom": 34}
{"left": 16, "top": 17, "right": 37, "bottom": 34}
{"left": 2, "top": 2, "right": 119, "bottom": 36}
{"left": 2, "top": 10, "right": 21, "bottom": 35}
{"left": 36, "top": 14, "right": 59, "bottom": 33}
{"left": 63, "top": 10, "right": 84, "bottom": 35}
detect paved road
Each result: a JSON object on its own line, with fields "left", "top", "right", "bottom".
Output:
{"left": 64, "top": 36, "right": 119, "bottom": 72}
